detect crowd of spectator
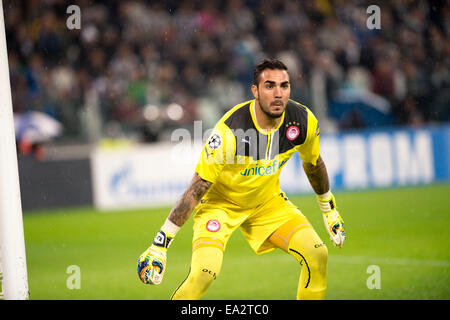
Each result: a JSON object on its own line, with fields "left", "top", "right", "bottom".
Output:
{"left": 5, "top": 0, "right": 450, "bottom": 143}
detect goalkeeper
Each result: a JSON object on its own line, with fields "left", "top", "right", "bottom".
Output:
{"left": 137, "top": 58, "right": 345, "bottom": 300}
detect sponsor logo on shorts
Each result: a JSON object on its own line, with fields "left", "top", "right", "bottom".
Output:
{"left": 206, "top": 219, "right": 221, "bottom": 232}
{"left": 202, "top": 268, "right": 217, "bottom": 280}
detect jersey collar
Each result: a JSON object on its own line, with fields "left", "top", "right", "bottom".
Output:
{"left": 250, "top": 100, "right": 286, "bottom": 135}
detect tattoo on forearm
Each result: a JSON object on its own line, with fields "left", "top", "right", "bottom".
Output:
{"left": 303, "top": 156, "right": 330, "bottom": 195}
{"left": 168, "top": 173, "right": 212, "bottom": 227}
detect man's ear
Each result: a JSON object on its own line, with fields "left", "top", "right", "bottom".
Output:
{"left": 251, "top": 84, "right": 258, "bottom": 100}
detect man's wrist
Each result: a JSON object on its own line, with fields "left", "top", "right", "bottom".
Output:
{"left": 317, "top": 190, "right": 332, "bottom": 200}
{"left": 152, "top": 219, "right": 180, "bottom": 250}
{"left": 161, "top": 218, "right": 181, "bottom": 236}
{"left": 316, "top": 190, "right": 336, "bottom": 213}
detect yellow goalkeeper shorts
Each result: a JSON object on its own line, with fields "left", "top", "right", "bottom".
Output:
{"left": 191, "top": 192, "right": 312, "bottom": 254}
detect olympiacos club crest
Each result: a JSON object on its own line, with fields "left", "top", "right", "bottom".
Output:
{"left": 206, "top": 219, "right": 221, "bottom": 232}
{"left": 286, "top": 126, "right": 300, "bottom": 141}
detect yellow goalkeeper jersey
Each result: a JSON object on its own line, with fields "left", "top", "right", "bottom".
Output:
{"left": 195, "top": 99, "right": 320, "bottom": 209}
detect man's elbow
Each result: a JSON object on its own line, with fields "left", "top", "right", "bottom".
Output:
{"left": 303, "top": 155, "right": 323, "bottom": 170}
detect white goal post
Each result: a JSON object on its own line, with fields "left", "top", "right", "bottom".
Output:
{"left": 0, "top": 0, "right": 29, "bottom": 300}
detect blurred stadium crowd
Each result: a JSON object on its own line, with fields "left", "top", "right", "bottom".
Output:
{"left": 5, "top": 0, "right": 450, "bottom": 145}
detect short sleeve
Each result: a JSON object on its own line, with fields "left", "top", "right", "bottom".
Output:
{"left": 297, "top": 110, "right": 320, "bottom": 165}
{"left": 195, "top": 122, "right": 235, "bottom": 183}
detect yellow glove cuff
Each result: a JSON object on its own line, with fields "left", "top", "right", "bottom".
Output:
{"left": 317, "top": 191, "right": 337, "bottom": 213}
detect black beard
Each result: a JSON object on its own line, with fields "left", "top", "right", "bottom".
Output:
{"left": 259, "top": 100, "right": 284, "bottom": 119}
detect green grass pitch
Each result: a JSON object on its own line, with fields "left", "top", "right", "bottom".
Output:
{"left": 22, "top": 184, "right": 450, "bottom": 300}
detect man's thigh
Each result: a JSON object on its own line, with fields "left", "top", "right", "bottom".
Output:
{"left": 240, "top": 192, "right": 313, "bottom": 254}
{"left": 192, "top": 202, "right": 249, "bottom": 251}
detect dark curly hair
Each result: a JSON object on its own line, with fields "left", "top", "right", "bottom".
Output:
{"left": 253, "top": 58, "right": 288, "bottom": 86}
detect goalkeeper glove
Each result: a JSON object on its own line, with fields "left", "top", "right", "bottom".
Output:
{"left": 137, "top": 219, "right": 180, "bottom": 285}
{"left": 317, "top": 191, "right": 345, "bottom": 248}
